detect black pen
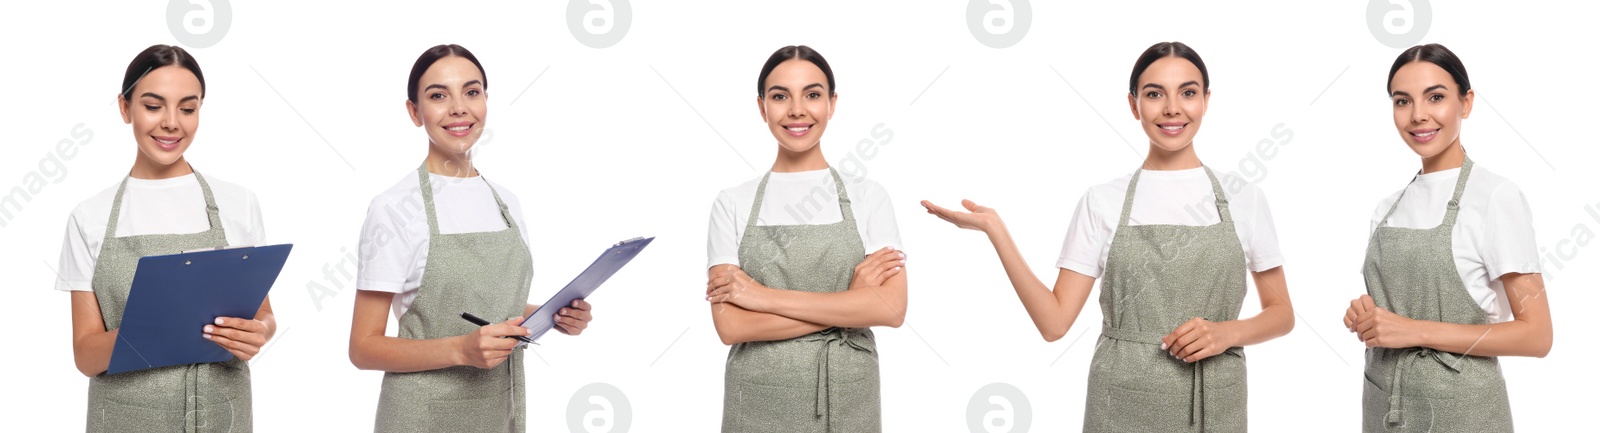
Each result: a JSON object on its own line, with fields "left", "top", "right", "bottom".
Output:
{"left": 459, "top": 312, "right": 535, "bottom": 344}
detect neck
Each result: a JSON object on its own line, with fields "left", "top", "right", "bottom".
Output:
{"left": 425, "top": 144, "right": 477, "bottom": 178}
{"left": 1420, "top": 140, "right": 1466, "bottom": 174}
{"left": 771, "top": 143, "right": 828, "bottom": 172}
{"left": 130, "top": 153, "right": 193, "bottom": 179}
{"left": 1142, "top": 142, "right": 1202, "bottom": 170}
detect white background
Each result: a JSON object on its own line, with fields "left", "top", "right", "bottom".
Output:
{"left": 1, "top": 1, "right": 1595, "bottom": 431}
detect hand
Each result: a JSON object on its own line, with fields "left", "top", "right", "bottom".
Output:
{"left": 1342, "top": 295, "right": 1370, "bottom": 339}
{"left": 553, "top": 299, "right": 593, "bottom": 336}
{"left": 457, "top": 316, "right": 528, "bottom": 369}
{"left": 1347, "top": 295, "right": 1422, "bottom": 349}
{"left": 706, "top": 266, "right": 773, "bottom": 312}
{"left": 851, "top": 247, "right": 905, "bottom": 290}
{"left": 1161, "top": 317, "right": 1236, "bottom": 363}
{"left": 921, "top": 199, "right": 1001, "bottom": 233}
{"left": 204, "top": 317, "right": 269, "bottom": 361}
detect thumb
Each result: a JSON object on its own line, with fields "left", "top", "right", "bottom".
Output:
{"left": 961, "top": 199, "right": 979, "bottom": 212}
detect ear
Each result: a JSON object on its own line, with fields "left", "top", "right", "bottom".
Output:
{"left": 406, "top": 99, "right": 423, "bottom": 127}
{"left": 1127, "top": 93, "right": 1140, "bottom": 120}
{"left": 756, "top": 96, "right": 767, "bottom": 121}
{"left": 826, "top": 93, "right": 838, "bottom": 120}
{"left": 1460, "top": 89, "right": 1475, "bottom": 119}
{"left": 118, "top": 94, "right": 132, "bottom": 124}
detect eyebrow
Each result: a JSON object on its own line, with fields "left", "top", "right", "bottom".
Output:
{"left": 1390, "top": 84, "right": 1450, "bottom": 98}
{"left": 766, "top": 83, "right": 827, "bottom": 93}
{"left": 139, "top": 93, "right": 201, "bottom": 103}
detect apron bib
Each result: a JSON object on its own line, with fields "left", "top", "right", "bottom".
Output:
{"left": 721, "top": 168, "right": 880, "bottom": 433}
{"left": 1083, "top": 167, "right": 1250, "bottom": 432}
{"left": 1361, "top": 156, "right": 1513, "bottom": 432}
{"left": 86, "top": 170, "right": 253, "bottom": 433}
{"left": 374, "top": 166, "right": 534, "bottom": 433}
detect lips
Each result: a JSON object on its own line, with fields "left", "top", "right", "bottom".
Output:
{"left": 1410, "top": 128, "right": 1439, "bottom": 143}
{"left": 443, "top": 122, "right": 475, "bottom": 138}
{"left": 151, "top": 135, "right": 182, "bottom": 151}
{"left": 783, "top": 123, "right": 813, "bottom": 137}
{"left": 1157, "top": 122, "right": 1187, "bottom": 136}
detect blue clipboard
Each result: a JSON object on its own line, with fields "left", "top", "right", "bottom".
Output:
{"left": 517, "top": 237, "right": 652, "bottom": 346}
{"left": 108, "top": 244, "right": 292, "bottom": 375}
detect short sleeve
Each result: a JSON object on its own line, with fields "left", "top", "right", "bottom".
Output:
{"left": 243, "top": 190, "right": 266, "bottom": 246}
{"left": 1478, "top": 183, "right": 1542, "bottom": 280}
{"left": 859, "top": 183, "right": 903, "bottom": 252}
{"left": 356, "top": 195, "right": 418, "bottom": 293}
{"left": 54, "top": 213, "right": 96, "bottom": 292}
{"left": 1057, "top": 189, "right": 1106, "bottom": 278}
{"left": 1241, "top": 186, "right": 1285, "bottom": 272}
{"left": 706, "top": 192, "right": 741, "bottom": 269}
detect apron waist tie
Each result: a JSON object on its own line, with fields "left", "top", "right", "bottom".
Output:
{"left": 1102, "top": 326, "right": 1241, "bottom": 429}
{"left": 798, "top": 328, "right": 874, "bottom": 421}
{"left": 1384, "top": 347, "right": 1461, "bottom": 426}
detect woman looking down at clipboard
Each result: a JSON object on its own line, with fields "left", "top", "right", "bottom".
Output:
{"left": 346, "top": 44, "right": 594, "bottom": 433}
{"left": 59, "top": 44, "right": 277, "bottom": 432}
{"left": 703, "top": 45, "right": 909, "bottom": 433}
{"left": 922, "top": 42, "right": 1294, "bottom": 432}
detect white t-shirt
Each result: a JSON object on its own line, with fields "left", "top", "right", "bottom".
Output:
{"left": 1367, "top": 163, "right": 1541, "bottom": 323}
{"left": 1057, "top": 167, "right": 1285, "bottom": 278}
{"left": 707, "top": 168, "right": 902, "bottom": 269}
{"left": 55, "top": 174, "right": 265, "bottom": 292}
{"left": 356, "top": 172, "right": 532, "bottom": 319}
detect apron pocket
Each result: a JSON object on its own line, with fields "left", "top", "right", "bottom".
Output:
{"left": 728, "top": 381, "right": 822, "bottom": 431}
{"left": 1107, "top": 385, "right": 1197, "bottom": 432}
{"left": 87, "top": 397, "right": 187, "bottom": 433}
{"left": 425, "top": 386, "right": 515, "bottom": 433}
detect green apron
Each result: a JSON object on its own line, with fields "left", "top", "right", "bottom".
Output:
{"left": 374, "top": 166, "right": 534, "bottom": 433}
{"left": 1083, "top": 167, "right": 1250, "bottom": 432}
{"left": 86, "top": 170, "right": 253, "bottom": 433}
{"left": 1362, "top": 156, "right": 1513, "bottom": 432}
{"left": 721, "top": 167, "right": 880, "bottom": 433}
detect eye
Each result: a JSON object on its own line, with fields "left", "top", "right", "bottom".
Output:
{"left": 1393, "top": 98, "right": 1410, "bottom": 107}
{"left": 1181, "top": 89, "right": 1197, "bottom": 97}
{"left": 144, "top": 105, "right": 161, "bottom": 111}
{"left": 806, "top": 91, "right": 823, "bottom": 99}
{"left": 770, "top": 93, "right": 788, "bottom": 101}
{"left": 1145, "top": 91, "right": 1162, "bottom": 99}
{"left": 180, "top": 107, "right": 196, "bottom": 114}
{"left": 1428, "top": 93, "right": 1445, "bottom": 103}
{"left": 429, "top": 92, "right": 445, "bottom": 101}
{"left": 466, "top": 89, "right": 481, "bottom": 97}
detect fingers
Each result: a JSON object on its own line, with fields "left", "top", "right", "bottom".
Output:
{"left": 212, "top": 317, "right": 266, "bottom": 333}
{"left": 556, "top": 304, "right": 592, "bottom": 324}
{"left": 206, "top": 332, "right": 261, "bottom": 361}
{"left": 961, "top": 199, "right": 984, "bottom": 212}
{"left": 1360, "top": 294, "right": 1378, "bottom": 312}
{"left": 204, "top": 320, "right": 266, "bottom": 350}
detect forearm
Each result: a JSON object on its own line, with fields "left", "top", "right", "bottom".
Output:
{"left": 72, "top": 328, "right": 117, "bottom": 377}
{"left": 986, "top": 222, "right": 1072, "bottom": 340}
{"left": 350, "top": 333, "right": 466, "bottom": 373}
{"left": 762, "top": 281, "right": 906, "bottom": 328}
{"left": 1416, "top": 319, "right": 1550, "bottom": 357}
{"left": 711, "top": 303, "right": 829, "bottom": 345}
{"left": 1223, "top": 303, "right": 1293, "bottom": 348}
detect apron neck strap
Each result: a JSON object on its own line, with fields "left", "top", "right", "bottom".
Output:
{"left": 417, "top": 163, "right": 516, "bottom": 237}
{"left": 1117, "top": 165, "right": 1231, "bottom": 228}
{"left": 103, "top": 167, "right": 224, "bottom": 243}
{"left": 1377, "top": 155, "right": 1474, "bottom": 228}
{"left": 746, "top": 166, "right": 854, "bottom": 228}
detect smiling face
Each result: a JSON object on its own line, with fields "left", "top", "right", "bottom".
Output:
{"left": 1389, "top": 61, "right": 1473, "bottom": 159}
{"left": 1128, "top": 56, "right": 1209, "bottom": 153}
{"left": 408, "top": 55, "right": 487, "bottom": 160}
{"left": 119, "top": 65, "right": 203, "bottom": 171}
{"left": 758, "top": 59, "right": 836, "bottom": 154}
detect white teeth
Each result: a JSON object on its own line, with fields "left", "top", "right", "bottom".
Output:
{"left": 447, "top": 125, "right": 471, "bottom": 131}
{"left": 1413, "top": 130, "right": 1437, "bottom": 137}
{"left": 787, "top": 126, "right": 809, "bottom": 132}
{"left": 1161, "top": 125, "right": 1183, "bottom": 131}
{"left": 154, "top": 137, "right": 179, "bottom": 145}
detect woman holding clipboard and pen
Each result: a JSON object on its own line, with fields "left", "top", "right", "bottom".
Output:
{"left": 703, "top": 45, "right": 908, "bottom": 432}
{"left": 347, "top": 44, "right": 594, "bottom": 433}
{"left": 59, "top": 44, "right": 276, "bottom": 432}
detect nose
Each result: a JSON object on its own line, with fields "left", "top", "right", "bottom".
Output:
{"left": 449, "top": 97, "right": 468, "bottom": 117}
{"left": 161, "top": 107, "right": 180, "bottom": 131}
{"left": 1161, "top": 97, "right": 1181, "bottom": 117}
{"left": 786, "top": 98, "right": 806, "bottom": 118}
{"left": 1409, "top": 105, "right": 1428, "bottom": 124}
